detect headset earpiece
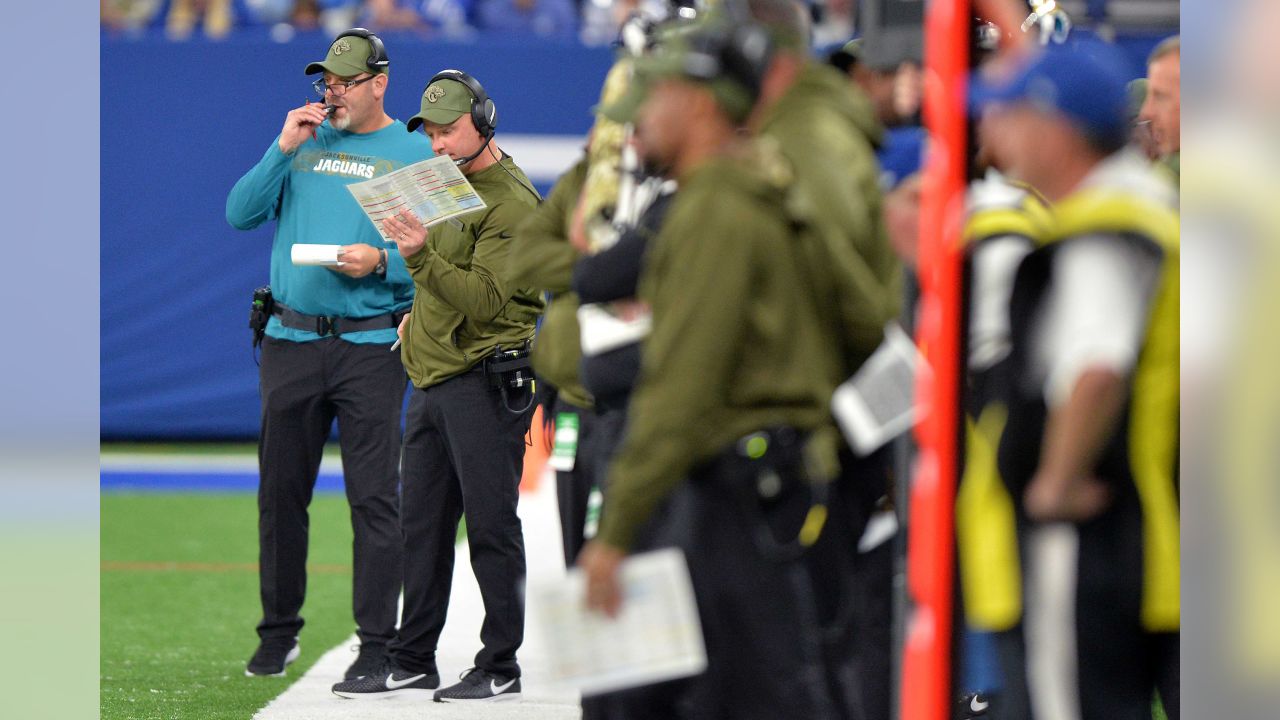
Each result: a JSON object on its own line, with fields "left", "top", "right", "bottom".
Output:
{"left": 334, "top": 27, "right": 389, "bottom": 73}
{"left": 680, "top": 20, "right": 775, "bottom": 108}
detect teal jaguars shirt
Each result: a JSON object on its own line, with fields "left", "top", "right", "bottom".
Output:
{"left": 226, "top": 119, "right": 433, "bottom": 343}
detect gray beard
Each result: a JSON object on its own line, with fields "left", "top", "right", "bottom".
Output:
{"left": 331, "top": 112, "right": 351, "bottom": 131}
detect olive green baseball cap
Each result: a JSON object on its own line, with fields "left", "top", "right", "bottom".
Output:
{"left": 406, "top": 78, "right": 475, "bottom": 132}
{"left": 597, "top": 43, "right": 755, "bottom": 124}
{"left": 595, "top": 73, "right": 651, "bottom": 124}
{"left": 304, "top": 33, "right": 387, "bottom": 77}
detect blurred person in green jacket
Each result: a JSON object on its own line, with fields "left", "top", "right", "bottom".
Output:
{"left": 578, "top": 16, "right": 866, "bottom": 719}
{"left": 746, "top": 2, "right": 899, "bottom": 717}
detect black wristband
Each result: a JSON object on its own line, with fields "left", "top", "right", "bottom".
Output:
{"left": 375, "top": 248, "right": 388, "bottom": 279}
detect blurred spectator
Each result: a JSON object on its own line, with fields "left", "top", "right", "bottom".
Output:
{"left": 165, "top": 0, "right": 234, "bottom": 39}
{"left": 1138, "top": 35, "right": 1179, "bottom": 179}
{"left": 811, "top": 0, "right": 854, "bottom": 47}
{"left": 473, "top": 0, "right": 578, "bottom": 37}
{"left": 101, "top": 0, "right": 165, "bottom": 32}
{"left": 313, "top": 0, "right": 472, "bottom": 36}
{"left": 233, "top": 0, "right": 318, "bottom": 28}
{"left": 240, "top": 0, "right": 294, "bottom": 24}
{"left": 827, "top": 38, "right": 925, "bottom": 189}
{"left": 365, "top": 0, "right": 428, "bottom": 29}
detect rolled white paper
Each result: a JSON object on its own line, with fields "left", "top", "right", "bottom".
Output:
{"left": 291, "top": 244, "right": 341, "bottom": 266}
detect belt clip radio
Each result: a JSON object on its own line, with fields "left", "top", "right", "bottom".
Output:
{"left": 250, "top": 286, "right": 274, "bottom": 349}
{"left": 485, "top": 344, "right": 534, "bottom": 413}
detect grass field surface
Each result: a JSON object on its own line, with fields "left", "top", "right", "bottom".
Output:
{"left": 100, "top": 443, "right": 1171, "bottom": 719}
{"left": 101, "top": 492, "right": 356, "bottom": 720}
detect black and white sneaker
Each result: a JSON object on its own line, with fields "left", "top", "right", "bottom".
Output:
{"left": 245, "top": 637, "right": 300, "bottom": 677}
{"left": 433, "top": 667, "right": 521, "bottom": 703}
{"left": 331, "top": 663, "right": 440, "bottom": 699}
{"left": 956, "top": 691, "right": 992, "bottom": 718}
{"left": 344, "top": 643, "right": 388, "bottom": 681}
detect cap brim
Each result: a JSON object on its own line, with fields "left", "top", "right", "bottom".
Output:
{"left": 594, "top": 81, "right": 649, "bottom": 124}
{"left": 967, "top": 66, "right": 1028, "bottom": 116}
{"left": 304, "top": 58, "right": 382, "bottom": 76}
{"left": 406, "top": 109, "right": 466, "bottom": 133}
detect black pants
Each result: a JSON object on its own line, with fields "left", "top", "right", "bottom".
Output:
{"left": 1000, "top": 506, "right": 1180, "bottom": 720}
{"left": 590, "top": 438, "right": 838, "bottom": 720}
{"left": 551, "top": 397, "right": 602, "bottom": 566}
{"left": 255, "top": 336, "right": 406, "bottom": 646}
{"left": 806, "top": 446, "right": 893, "bottom": 720}
{"left": 389, "top": 369, "right": 533, "bottom": 678}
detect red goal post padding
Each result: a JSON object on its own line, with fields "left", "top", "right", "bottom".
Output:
{"left": 902, "top": 0, "right": 968, "bottom": 718}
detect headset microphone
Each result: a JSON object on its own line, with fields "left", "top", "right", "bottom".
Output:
{"left": 451, "top": 129, "right": 496, "bottom": 167}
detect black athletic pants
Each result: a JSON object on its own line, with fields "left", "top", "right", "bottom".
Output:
{"left": 389, "top": 368, "right": 534, "bottom": 679}
{"left": 587, "top": 435, "right": 839, "bottom": 720}
{"left": 998, "top": 504, "right": 1181, "bottom": 720}
{"left": 806, "top": 446, "right": 894, "bottom": 720}
{"left": 551, "top": 396, "right": 602, "bottom": 566}
{"left": 255, "top": 336, "right": 406, "bottom": 646}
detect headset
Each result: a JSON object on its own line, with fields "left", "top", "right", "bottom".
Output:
{"left": 677, "top": 17, "right": 775, "bottom": 111}
{"left": 333, "top": 27, "right": 389, "bottom": 73}
{"left": 426, "top": 69, "right": 497, "bottom": 138}
{"left": 422, "top": 69, "right": 538, "bottom": 202}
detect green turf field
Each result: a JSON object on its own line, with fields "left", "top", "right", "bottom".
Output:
{"left": 101, "top": 492, "right": 356, "bottom": 720}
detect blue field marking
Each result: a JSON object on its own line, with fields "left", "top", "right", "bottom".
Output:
{"left": 101, "top": 470, "right": 345, "bottom": 493}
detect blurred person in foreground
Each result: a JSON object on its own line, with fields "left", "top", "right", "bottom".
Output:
{"left": 974, "top": 39, "right": 1180, "bottom": 720}
{"left": 746, "top": 1, "right": 900, "bottom": 718}
{"left": 330, "top": 68, "right": 544, "bottom": 704}
{"left": 577, "top": 16, "right": 866, "bottom": 719}
{"left": 226, "top": 28, "right": 429, "bottom": 681}
{"left": 1138, "top": 36, "right": 1180, "bottom": 182}
{"left": 505, "top": 8, "right": 693, "bottom": 570}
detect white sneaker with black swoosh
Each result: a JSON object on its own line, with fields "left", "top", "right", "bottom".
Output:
{"left": 433, "top": 667, "right": 522, "bottom": 702}
{"left": 331, "top": 663, "right": 440, "bottom": 699}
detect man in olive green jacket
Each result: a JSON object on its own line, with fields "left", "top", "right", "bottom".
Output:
{"left": 578, "top": 20, "right": 853, "bottom": 719}
{"left": 507, "top": 156, "right": 603, "bottom": 566}
{"left": 331, "top": 70, "right": 542, "bottom": 704}
{"left": 746, "top": 4, "right": 900, "bottom": 717}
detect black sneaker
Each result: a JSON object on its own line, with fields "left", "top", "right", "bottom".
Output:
{"left": 433, "top": 667, "right": 521, "bottom": 703}
{"left": 344, "top": 643, "right": 388, "bottom": 681}
{"left": 245, "top": 637, "right": 300, "bottom": 677}
{"left": 331, "top": 663, "right": 440, "bottom": 699}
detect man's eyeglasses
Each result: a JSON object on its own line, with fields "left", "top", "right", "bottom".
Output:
{"left": 312, "top": 74, "right": 376, "bottom": 97}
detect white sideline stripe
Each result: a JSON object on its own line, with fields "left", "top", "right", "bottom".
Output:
{"left": 100, "top": 454, "right": 342, "bottom": 475}
{"left": 253, "top": 468, "right": 582, "bottom": 720}
{"left": 499, "top": 135, "right": 586, "bottom": 184}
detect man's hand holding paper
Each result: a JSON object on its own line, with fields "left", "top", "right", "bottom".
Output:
{"left": 382, "top": 209, "right": 428, "bottom": 259}
{"left": 347, "top": 154, "right": 487, "bottom": 242}
{"left": 331, "top": 244, "right": 382, "bottom": 278}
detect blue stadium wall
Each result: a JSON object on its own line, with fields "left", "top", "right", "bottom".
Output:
{"left": 101, "top": 31, "right": 1168, "bottom": 440}
{"left": 101, "top": 34, "right": 613, "bottom": 439}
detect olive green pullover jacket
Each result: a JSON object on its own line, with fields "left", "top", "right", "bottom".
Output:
{"left": 400, "top": 156, "right": 544, "bottom": 389}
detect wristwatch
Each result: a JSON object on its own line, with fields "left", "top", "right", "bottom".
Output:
{"left": 374, "top": 248, "right": 388, "bottom": 279}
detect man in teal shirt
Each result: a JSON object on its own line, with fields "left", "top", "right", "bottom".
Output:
{"left": 226, "top": 28, "right": 431, "bottom": 681}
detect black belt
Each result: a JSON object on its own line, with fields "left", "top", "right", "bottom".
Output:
{"left": 272, "top": 302, "right": 407, "bottom": 338}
